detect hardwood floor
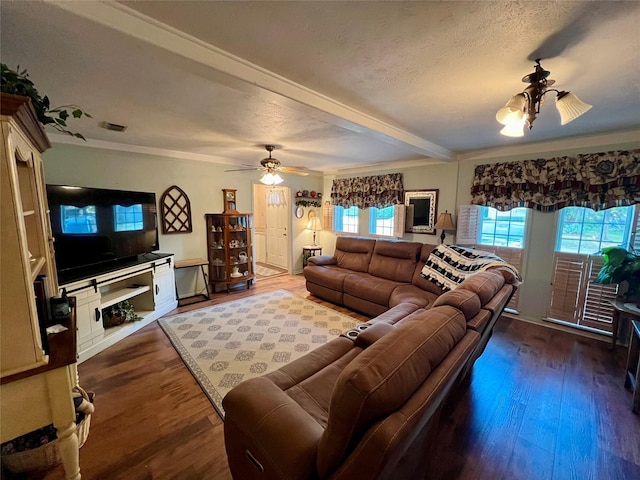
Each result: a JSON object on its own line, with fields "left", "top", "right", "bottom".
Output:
{"left": 20, "top": 275, "right": 640, "bottom": 480}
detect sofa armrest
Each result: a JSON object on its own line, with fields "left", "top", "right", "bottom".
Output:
{"left": 308, "top": 255, "right": 337, "bottom": 266}
{"left": 355, "top": 322, "right": 395, "bottom": 348}
{"left": 223, "top": 377, "right": 324, "bottom": 480}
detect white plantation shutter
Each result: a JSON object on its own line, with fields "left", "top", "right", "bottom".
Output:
{"left": 393, "top": 205, "right": 406, "bottom": 238}
{"left": 456, "top": 205, "right": 480, "bottom": 245}
{"left": 548, "top": 252, "right": 617, "bottom": 331}
{"left": 323, "top": 200, "right": 333, "bottom": 231}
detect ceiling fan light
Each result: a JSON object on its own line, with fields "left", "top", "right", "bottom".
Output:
{"left": 272, "top": 173, "right": 284, "bottom": 185}
{"left": 499, "top": 117, "right": 526, "bottom": 137}
{"left": 260, "top": 172, "right": 275, "bottom": 185}
{"left": 555, "top": 91, "right": 592, "bottom": 125}
{"left": 496, "top": 94, "right": 527, "bottom": 125}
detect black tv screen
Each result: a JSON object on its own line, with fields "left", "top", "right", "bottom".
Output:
{"left": 46, "top": 185, "right": 159, "bottom": 283}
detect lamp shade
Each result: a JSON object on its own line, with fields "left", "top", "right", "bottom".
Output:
{"left": 555, "top": 91, "right": 592, "bottom": 125}
{"left": 306, "top": 216, "right": 322, "bottom": 232}
{"left": 496, "top": 94, "right": 527, "bottom": 126}
{"left": 499, "top": 117, "right": 526, "bottom": 137}
{"left": 434, "top": 211, "right": 456, "bottom": 231}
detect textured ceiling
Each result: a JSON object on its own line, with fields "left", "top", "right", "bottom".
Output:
{"left": 1, "top": 1, "right": 639, "bottom": 173}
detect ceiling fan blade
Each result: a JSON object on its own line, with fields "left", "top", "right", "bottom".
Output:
{"left": 224, "top": 166, "right": 261, "bottom": 172}
{"left": 280, "top": 166, "right": 310, "bottom": 175}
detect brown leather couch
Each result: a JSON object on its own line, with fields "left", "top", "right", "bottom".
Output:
{"left": 223, "top": 238, "right": 519, "bottom": 480}
{"left": 303, "top": 236, "right": 443, "bottom": 316}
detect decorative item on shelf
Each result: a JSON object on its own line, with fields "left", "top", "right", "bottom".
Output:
{"left": 434, "top": 210, "right": 456, "bottom": 244}
{"left": 306, "top": 215, "right": 323, "bottom": 246}
{"left": 496, "top": 59, "right": 592, "bottom": 137}
{"left": 239, "top": 252, "right": 248, "bottom": 263}
{"left": 296, "top": 190, "right": 303, "bottom": 198}
{"left": 230, "top": 256, "right": 238, "bottom": 265}
{"left": 102, "top": 300, "right": 141, "bottom": 328}
{"left": 593, "top": 246, "right": 640, "bottom": 308}
{"left": 222, "top": 189, "right": 238, "bottom": 213}
{"left": 0, "top": 386, "right": 94, "bottom": 474}
{"left": 1, "top": 63, "right": 92, "bottom": 140}
{"left": 231, "top": 266, "right": 243, "bottom": 278}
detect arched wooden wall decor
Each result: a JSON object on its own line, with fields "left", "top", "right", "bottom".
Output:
{"left": 160, "top": 185, "right": 193, "bottom": 234}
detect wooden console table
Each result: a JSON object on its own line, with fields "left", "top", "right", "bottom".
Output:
{"left": 174, "top": 258, "right": 211, "bottom": 307}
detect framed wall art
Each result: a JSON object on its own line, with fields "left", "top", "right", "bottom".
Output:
{"left": 404, "top": 189, "right": 438, "bottom": 234}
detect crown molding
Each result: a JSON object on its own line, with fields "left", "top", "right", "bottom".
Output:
{"left": 457, "top": 129, "right": 640, "bottom": 162}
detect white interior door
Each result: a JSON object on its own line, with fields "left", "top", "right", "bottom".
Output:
{"left": 265, "top": 187, "right": 289, "bottom": 269}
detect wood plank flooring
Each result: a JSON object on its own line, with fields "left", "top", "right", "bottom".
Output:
{"left": 14, "top": 275, "right": 640, "bottom": 480}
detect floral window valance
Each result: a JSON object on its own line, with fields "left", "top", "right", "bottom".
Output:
{"left": 331, "top": 173, "right": 404, "bottom": 209}
{"left": 471, "top": 149, "right": 640, "bottom": 212}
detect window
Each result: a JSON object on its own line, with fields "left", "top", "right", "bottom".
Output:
{"left": 556, "top": 206, "right": 634, "bottom": 254}
{"left": 478, "top": 207, "right": 528, "bottom": 248}
{"left": 61, "top": 205, "right": 97, "bottom": 234}
{"left": 457, "top": 205, "right": 528, "bottom": 312}
{"left": 114, "top": 204, "right": 143, "bottom": 231}
{"left": 548, "top": 205, "right": 637, "bottom": 333}
{"left": 369, "top": 206, "right": 395, "bottom": 236}
{"left": 334, "top": 206, "right": 358, "bottom": 233}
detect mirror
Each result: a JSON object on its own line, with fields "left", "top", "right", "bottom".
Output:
{"left": 404, "top": 189, "right": 438, "bottom": 234}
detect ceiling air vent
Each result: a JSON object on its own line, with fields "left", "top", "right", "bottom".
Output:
{"left": 100, "top": 121, "right": 127, "bottom": 133}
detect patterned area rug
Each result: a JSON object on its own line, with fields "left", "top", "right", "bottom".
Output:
{"left": 255, "top": 263, "right": 287, "bottom": 278}
{"left": 158, "top": 289, "right": 360, "bottom": 417}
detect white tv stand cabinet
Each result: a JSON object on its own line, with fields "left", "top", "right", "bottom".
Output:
{"left": 60, "top": 253, "right": 178, "bottom": 363}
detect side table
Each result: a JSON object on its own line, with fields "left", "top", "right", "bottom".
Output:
{"left": 174, "top": 258, "right": 211, "bottom": 307}
{"left": 625, "top": 319, "right": 640, "bottom": 414}
{"left": 302, "top": 245, "right": 322, "bottom": 267}
{"left": 607, "top": 299, "right": 640, "bottom": 350}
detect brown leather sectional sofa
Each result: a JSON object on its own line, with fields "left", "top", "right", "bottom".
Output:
{"left": 223, "top": 236, "right": 519, "bottom": 480}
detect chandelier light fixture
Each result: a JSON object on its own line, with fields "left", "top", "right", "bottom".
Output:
{"left": 496, "top": 59, "right": 592, "bottom": 137}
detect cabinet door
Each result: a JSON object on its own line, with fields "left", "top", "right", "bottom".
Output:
{"left": 75, "top": 290, "right": 103, "bottom": 353}
{"left": 154, "top": 262, "right": 176, "bottom": 312}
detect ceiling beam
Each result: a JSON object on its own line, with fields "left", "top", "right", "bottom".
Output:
{"left": 48, "top": 0, "right": 455, "bottom": 161}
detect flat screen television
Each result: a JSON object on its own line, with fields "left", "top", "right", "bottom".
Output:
{"left": 46, "top": 185, "right": 159, "bottom": 284}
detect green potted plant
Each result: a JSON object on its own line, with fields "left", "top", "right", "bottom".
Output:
{"left": 1, "top": 63, "right": 91, "bottom": 140}
{"left": 103, "top": 300, "right": 142, "bottom": 328}
{"left": 593, "top": 246, "right": 640, "bottom": 306}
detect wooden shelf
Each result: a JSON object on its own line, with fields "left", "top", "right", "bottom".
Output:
{"left": 101, "top": 285, "right": 150, "bottom": 309}
{"left": 29, "top": 256, "right": 46, "bottom": 281}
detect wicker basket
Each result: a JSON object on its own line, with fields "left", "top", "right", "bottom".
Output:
{"left": 1, "top": 387, "right": 93, "bottom": 474}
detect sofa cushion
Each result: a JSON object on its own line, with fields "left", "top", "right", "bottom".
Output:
{"left": 389, "top": 284, "right": 440, "bottom": 309}
{"left": 457, "top": 270, "right": 506, "bottom": 306}
{"left": 335, "top": 236, "right": 376, "bottom": 272}
{"left": 343, "top": 273, "right": 403, "bottom": 307}
{"left": 432, "top": 289, "right": 482, "bottom": 321}
{"left": 368, "top": 240, "right": 422, "bottom": 283}
{"left": 304, "top": 264, "right": 354, "bottom": 292}
{"left": 317, "top": 305, "right": 467, "bottom": 477}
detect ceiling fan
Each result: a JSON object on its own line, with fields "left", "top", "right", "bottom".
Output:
{"left": 225, "top": 145, "right": 309, "bottom": 185}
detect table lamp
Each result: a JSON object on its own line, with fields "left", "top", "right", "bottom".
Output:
{"left": 434, "top": 210, "right": 456, "bottom": 244}
{"left": 306, "top": 216, "right": 323, "bottom": 246}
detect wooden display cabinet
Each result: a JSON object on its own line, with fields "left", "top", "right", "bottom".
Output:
{"left": 205, "top": 213, "right": 254, "bottom": 293}
{"left": 1, "top": 93, "right": 81, "bottom": 479}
